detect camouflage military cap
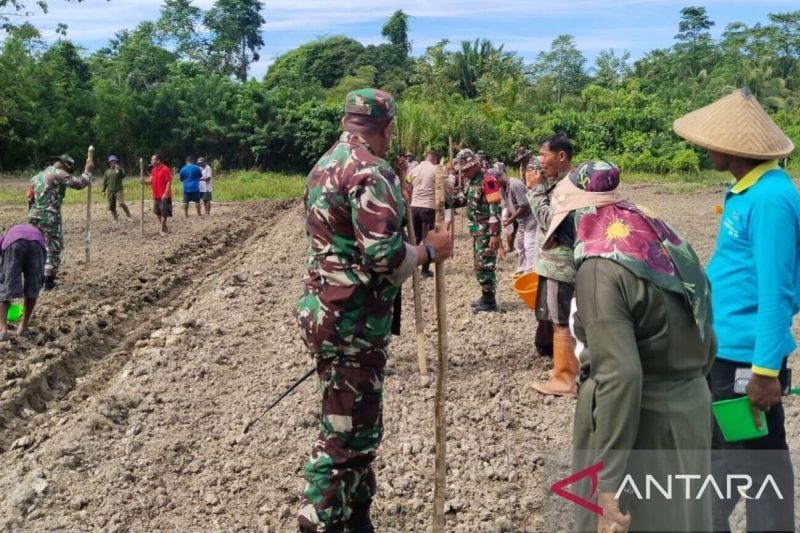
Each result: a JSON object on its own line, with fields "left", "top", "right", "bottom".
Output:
{"left": 527, "top": 155, "right": 542, "bottom": 171}
{"left": 514, "top": 148, "right": 531, "bottom": 163}
{"left": 345, "top": 88, "right": 397, "bottom": 118}
{"left": 453, "top": 148, "right": 481, "bottom": 171}
{"left": 54, "top": 154, "right": 75, "bottom": 171}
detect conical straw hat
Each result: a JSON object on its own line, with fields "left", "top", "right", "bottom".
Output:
{"left": 673, "top": 88, "right": 794, "bottom": 159}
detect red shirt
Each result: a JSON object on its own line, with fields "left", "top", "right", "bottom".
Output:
{"left": 151, "top": 164, "right": 172, "bottom": 199}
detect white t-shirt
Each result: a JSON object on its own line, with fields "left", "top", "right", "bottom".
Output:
{"left": 199, "top": 165, "right": 212, "bottom": 192}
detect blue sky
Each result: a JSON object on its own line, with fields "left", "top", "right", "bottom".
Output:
{"left": 13, "top": 0, "right": 800, "bottom": 79}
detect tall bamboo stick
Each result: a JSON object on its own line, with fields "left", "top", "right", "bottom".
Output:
{"left": 432, "top": 163, "right": 449, "bottom": 532}
{"left": 85, "top": 145, "right": 94, "bottom": 265}
{"left": 448, "top": 136, "right": 456, "bottom": 257}
{"left": 405, "top": 202, "right": 427, "bottom": 376}
{"left": 139, "top": 158, "right": 145, "bottom": 236}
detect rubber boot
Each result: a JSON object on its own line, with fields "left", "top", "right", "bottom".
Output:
{"left": 43, "top": 274, "right": 56, "bottom": 291}
{"left": 470, "top": 294, "right": 484, "bottom": 308}
{"left": 532, "top": 330, "right": 578, "bottom": 396}
{"left": 345, "top": 501, "right": 375, "bottom": 533}
{"left": 472, "top": 291, "right": 497, "bottom": 313}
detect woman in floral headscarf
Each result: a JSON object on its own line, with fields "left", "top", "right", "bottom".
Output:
{"left": 546, "top": 161, "right": 717, "bottom": 533}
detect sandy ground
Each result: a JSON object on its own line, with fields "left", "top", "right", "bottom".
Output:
{"left": 0, "top": 184, "right": 798, "bottom": 532}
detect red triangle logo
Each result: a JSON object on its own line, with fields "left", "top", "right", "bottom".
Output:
{"left": 551, "top": 461, "right": 604, "bottom": 516}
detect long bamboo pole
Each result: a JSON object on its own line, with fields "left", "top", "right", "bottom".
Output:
{"left": 85, "top": 145, "right": 94, "bottom": 265}
{"left": 405, "top": 202, "right": 427, "bottom": 376}
{"left": 448, "top": 136, "right": 456, "bottom": 258}
{"left": 139, "top": 158, "right": 145, "bottom": 236}
{"left": 432, "top": 163, "right": 449, "bottom": 532}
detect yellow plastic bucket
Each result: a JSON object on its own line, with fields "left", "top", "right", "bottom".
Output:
{"left": 512, "top": 272, "right": 539, "bottom": 310}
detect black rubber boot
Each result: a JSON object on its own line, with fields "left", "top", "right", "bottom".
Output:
{"left": 43, "top": 275, "right": 56, "bottom": 291}
{"left": 345, "top": 502, "right": 375, "bottom": 533}
{"left": 470, "top": 294, "right": 484, "bottom": 308}
{"left": 472, "top": 291, "right": 497, "bottom": 313}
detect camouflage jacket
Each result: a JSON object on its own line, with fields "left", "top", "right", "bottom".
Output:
{"left": 295, "top": 132, "right": 413, "bottom": 358}
{"left": 448, "top": 170, "right": 502, "bottom": 236}
{"left": 529, "top": 176, "right": 576, "bottom": 283}
{"left": 27, "top": 166, "right": 93, "bottom": 226}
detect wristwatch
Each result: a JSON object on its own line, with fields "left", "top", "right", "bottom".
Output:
{"left": 424, "top": 244, "right": 436, "bottom": 268}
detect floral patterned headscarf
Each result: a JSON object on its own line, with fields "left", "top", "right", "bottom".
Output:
{"left": 566, "top": 161, "right": 711, "bottom": 338}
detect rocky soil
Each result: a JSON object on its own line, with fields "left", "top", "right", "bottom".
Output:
{"left": 0, "top": 184, "right": 797, "bottom": 532}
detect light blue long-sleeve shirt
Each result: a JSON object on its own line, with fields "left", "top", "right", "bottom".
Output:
{"left": 707, "top": 161, "right": 800, "bottom": 376}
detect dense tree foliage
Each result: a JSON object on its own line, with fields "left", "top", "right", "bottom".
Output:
{"left": 1, "top": 4, "right": 799, "bottom": 175}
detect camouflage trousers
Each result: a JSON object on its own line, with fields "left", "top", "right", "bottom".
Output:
{"left": 298, "top": 349, "right": 386, "bottom": 532}
{"left": 471, "top": 232, "right": 497, "bottom": 293}
{"left": 28, "top": 220, "right": 62, "bottom": 277}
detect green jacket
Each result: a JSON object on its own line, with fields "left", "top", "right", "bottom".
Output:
{"left": 571, "top": 258, "right": 715, "bottom": 532}
{"left": 103, "top": 167, "right": 125, "bottom": 193}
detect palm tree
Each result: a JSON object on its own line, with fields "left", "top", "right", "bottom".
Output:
{"left": 449, "top": 39, "right": 515, "bottom": 99}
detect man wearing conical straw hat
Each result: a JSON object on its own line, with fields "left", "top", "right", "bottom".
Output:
{"left": 674, "top": 88, "right": 799, "bottom": 532}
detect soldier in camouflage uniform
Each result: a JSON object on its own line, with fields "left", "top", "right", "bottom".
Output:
{"left": 26, "top": 154, "right": 94, "bottom": 290}
{"left": 294, "top": 88, "right": 451, "bottom": 532}
{"left": 449, "top": 148, "right": 503, "bottom": 313}
{"left": 527, "top": 134, "right": 578, "bottom": 395}
{"left": 515, "top": 145, "right": 531, "bottom": 180}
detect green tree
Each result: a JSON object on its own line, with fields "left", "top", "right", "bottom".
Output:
{"left": 406, "top": 40, "right": 457, "bottom": 103}
{"left": 156, "top": 0, "right": 204, "bottom": 61}
{"left": 450, "top": 38, "right": 517, "bottom": 99}
{"left": 27, "top": 40, "right": 94, "bottom": 165}
{"left": 594, "top": 49, "right": 631, "bottom": 88}
{"left": 533, "top": 34, "right": 590, "bottom": 103}
{"left": 673, "top": 6, "right": 717, "bottom": 80}
{"left": 381, "top": 9, "right": 410, "bottom": 56}
{"left": 329, "top": 65, "right": 377, "bottom": 100}
{"left": 675, "top": 6, "right": 714, "bottom": 42}
{"left": 767, "top": 11, "right": 800, "bottom": 82}
{"left": 204, "top": 0, "right": 265, "bottom": 81}
{"left": 264, "top": 36, "right": 365, "bottom": 89}
{"left": 0, "top": 22, "right": 41, "bottom": 168}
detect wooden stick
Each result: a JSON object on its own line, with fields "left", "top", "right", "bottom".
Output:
{"left": 139, "top": 158, "right": 145, "bottom": 236}
{"left": 448, "top": 136, "right": 456, "bottom": 258}
{"left": 85, "top": 145, "right": 94, "bottom": 265}
{"left": 405, "top": 203, "right": 427, "bottom": 376}
{"left": 432, "top": 163, "right": 449, "bottom": 532}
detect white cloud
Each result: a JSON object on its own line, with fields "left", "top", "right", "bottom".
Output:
{"left": 7, "top": 0, "right": 800, "bottom": 77}
{"left": 261, "top": 0, "right": 800, "bottom": 31}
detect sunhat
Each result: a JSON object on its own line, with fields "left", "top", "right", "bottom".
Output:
{"left": 673, "top": 88, "right": 794, "bottom": 160}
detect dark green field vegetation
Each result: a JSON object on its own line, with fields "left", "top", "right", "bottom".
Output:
{"left": 1, "top": 2, "right": 799, "bottom": 176}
